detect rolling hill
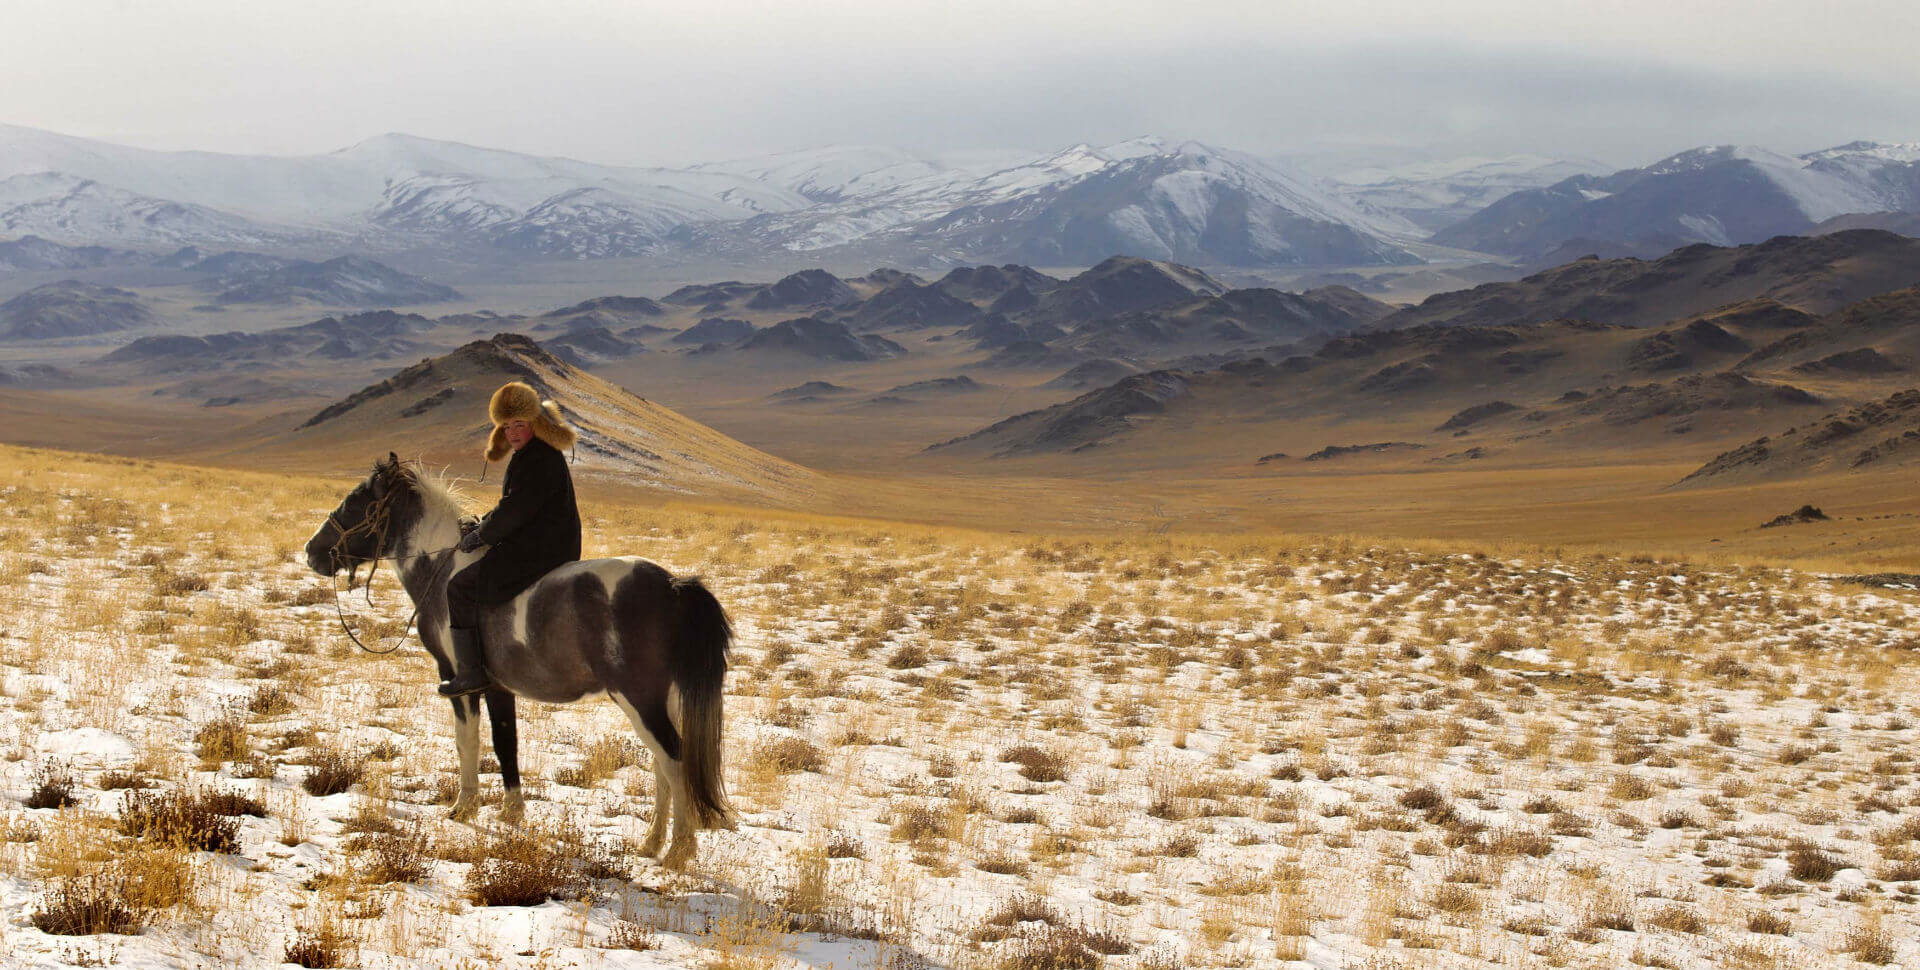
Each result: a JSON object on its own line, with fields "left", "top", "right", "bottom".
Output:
{"left": 282, "top": 333, "right": 816, "bottom": 499}
{"left": 1374, "top": 230, "right": 1920, "bottom": 331}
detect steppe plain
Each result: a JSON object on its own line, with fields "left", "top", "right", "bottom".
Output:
{"left": 2, "top": 243, "right": 1919, "bottom": 969}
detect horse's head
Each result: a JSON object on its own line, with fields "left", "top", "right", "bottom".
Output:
{"left": 305, "top": 452, "right": 418, "bottom": 576}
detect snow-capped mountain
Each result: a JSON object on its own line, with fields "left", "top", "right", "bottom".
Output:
{"left": 0, "top": 172, "right": 323, "bottom": 250}
{"left": 1433, "top": 141, "right": 1920, "bottom": 259}
{"left": 700, "top": 138, "right": 1425, "bottom": 267}
{"left": 0, "top": 125, "right": 809, "bottom": 256}
{"left": 1328, "top": 154, "right": 1612, "bottom": 232}
{"left": 6, "top": 123, "right": 1917, "bottom": 271}
{"left": 689, "top": 146, "right": 952, "bottom": 203}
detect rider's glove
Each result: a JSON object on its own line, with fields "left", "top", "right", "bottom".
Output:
{"left": 457, "top": 530, "right": 487, "bottom": 554}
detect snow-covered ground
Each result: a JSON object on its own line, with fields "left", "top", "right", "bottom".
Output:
{"left": 2, "top": 446, "right": 1918, "bottom": 969}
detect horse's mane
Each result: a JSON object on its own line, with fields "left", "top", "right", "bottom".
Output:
{"left": 384, "top": 458, "right": 471, "bottom": 523}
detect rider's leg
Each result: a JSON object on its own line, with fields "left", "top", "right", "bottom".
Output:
{"left": 439, "top": 563, "right": 493, "bottom": 698}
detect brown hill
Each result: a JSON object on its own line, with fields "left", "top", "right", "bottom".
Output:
{"left": 1734, "top": 286, "right": 1920, "bottom": 376}
{"left": 1680, "top": 389, "right": 1920, "bottom": 486}
{"left": 1375, "top": 230, "right": 1920, "bottom": 331}
{"left": 929, "top": 300, "right": 1844, "bottom": 461}
{"left": 275, "top": 333, "right": 816, "bottom": 499}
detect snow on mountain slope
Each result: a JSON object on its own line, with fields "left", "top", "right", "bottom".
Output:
{"left": 0, "top": 172, "right": 318, "bottom": 249}
{"left": 0, "top": 125, "right": 809, "bottom": 252}
{"left": 1433, "top": 140, "right": 1920, "bottom": 259}
{"left": 1332, "top": 154, "right": 1611, "bottom": 231}
{"left": 690, "top": 146, "right": 948, "bottom": 203}
{"left": 711, "top": 139, "right": 1424, "bottom": 266}
{"left": 1729, "top": 145, "right": 1900, "bottom": 222}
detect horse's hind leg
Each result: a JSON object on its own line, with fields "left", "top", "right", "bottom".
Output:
{"left": 448, "top": 695, "right": 482, "bottom": 821}
{"left": 612, "top": 692, "right": 692, "bottom": 866}
{"left": 639, "top": 759, "right": 671, "bottom": 857}
{"left": 486, "top": 689, "right": 523, "bottom": 825}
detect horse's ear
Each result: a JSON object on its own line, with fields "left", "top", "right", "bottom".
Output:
{"left": 387, "top": 451, "right": 399, "bottom": 466}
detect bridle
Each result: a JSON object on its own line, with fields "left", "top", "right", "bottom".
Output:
{"left": 325, "top": 474, "right": 460, "bottom": 655}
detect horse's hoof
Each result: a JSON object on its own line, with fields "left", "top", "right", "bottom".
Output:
{"left": 638, "top": 835, "right": 664, "bottom": 857}
{"left": 662, "top": 843, "right": 694, "bottom": 870}
{"left": 449, "top": 795, "right": 478, "bottom": 822}
{"left": 499, "top": 791, "right": 525, "bottom": 826}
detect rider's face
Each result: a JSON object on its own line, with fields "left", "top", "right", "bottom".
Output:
{"left": 504, "top": 419, "right": 533, "bottom": 450}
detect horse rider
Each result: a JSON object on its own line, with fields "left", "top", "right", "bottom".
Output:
{"left": 440, "top": 381, "right": 583, "bottom": 697}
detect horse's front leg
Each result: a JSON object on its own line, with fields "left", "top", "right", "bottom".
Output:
{"left": 487, "top": 689, "right": 523, "bottom": 825}
{"left": 449, "top": 695, "right": 482, "bottom": 821}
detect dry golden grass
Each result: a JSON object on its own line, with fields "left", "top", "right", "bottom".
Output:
{"left": 1, "top": 442, "right": 1918, "bottom": 968}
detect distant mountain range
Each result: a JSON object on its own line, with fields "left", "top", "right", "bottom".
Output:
{"left": 931, "top": 231, "right": 1920, "bottom": 472}
{"left": 6, "top": 124, "right": 1919, "bottom": 271}
{"left": 1434, "top": 142, "right": 1920, "bottom": 260}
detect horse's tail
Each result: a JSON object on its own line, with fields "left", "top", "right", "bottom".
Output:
{"left": 669, "top": 574, "right": 733, "bottom": 828}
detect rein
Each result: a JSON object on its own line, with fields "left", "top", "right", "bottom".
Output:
{"left": 326, "top": 487, "right": 461, "bottom": 655}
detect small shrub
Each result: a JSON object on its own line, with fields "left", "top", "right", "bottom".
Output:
{"left": 300, "top": 748, "right": 366, "bottom": 796}
{"left": 886, "top": 644, "right": 929, "bottom": 669}
{"left": 1786, "top": 843, "right": 1843, "bottom": 882}
{"left": 118, "top": 790, "right": 240, "bottom": 853}
{"left": 890, "top": 803, "right": 948, "bottom": 843}
{"left": 825, "top": 830, "right": 866, "bottom": 859}
{"left": 1430, "top": 883, "right": 1479, "bottom": 914}
{"left": 465, "top": 830, "right": 585, "bottom": 906}
{"left": 1845, "top": 916, "right": 1897, "bottom": 965}
{"left": 1608, "top": 774, "right": 1655, "bottom": 801}
{"left": 247, "top": 685, "right": 295, "bottom": 717}
{"left": 351, "top": 827, "right": 431, "bottom": 884}
{"left": 977, "top": 848, "right": 1029, "bottom": 876}
{"left": 30, "top": 873, "right": 148, "bottom": 935}
{"left": 752, "top": 736, "right": 825, "bottom": 775}
{"left": 194, "top": 716, "right": 249, "bottom": 765}
{"left": 605, "top": 918, "right": 659, "bottom": 951}
{"left": 197, "top": 788, "right": 267, "bottom": 818}
{"left": 284, "top": 917, "right": 355, "bottom": 968}
{"left": 25, "top": 762, "right": 78, "bottom": 810}
{"left": 1646, "top": 904, "right": 1703, "bottom": 934}
{"left": 1747, "top": 910, "right": 1792, "bottom": 935}
{"left": 1000, "top": 745, "right": 1069, "bottom": 783}
{"left": 96, "top": 769, "right": 150, "bottom": 791}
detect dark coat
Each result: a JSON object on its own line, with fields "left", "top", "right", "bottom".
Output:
{"left": 465, "top": 436, "right": 582, "bottom": 604}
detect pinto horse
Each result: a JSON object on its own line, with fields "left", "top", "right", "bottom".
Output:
{"left": 304, "top": 453, "right": 732, "bottom": 867}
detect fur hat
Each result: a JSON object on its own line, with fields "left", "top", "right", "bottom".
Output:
{"left": 485, "top": 381, "right": 576, "bottom": 461}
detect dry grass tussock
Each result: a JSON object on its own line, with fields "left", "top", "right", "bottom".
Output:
{"left": 0, "top": 442, "right": 1917, "bottom": 968}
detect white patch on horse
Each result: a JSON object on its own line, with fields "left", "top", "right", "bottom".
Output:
{"left": 579, "top": 559, "right": 639, "bottom": 664}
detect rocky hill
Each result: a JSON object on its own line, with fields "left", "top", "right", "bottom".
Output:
{"left": 0, "top": 279, "right": 156, "bottom": 340}
{"left": 733, "top": 318, "right": 905, "bottom": 361}
{"left": 199, "top": 255, "right": 461, "bottom": 307}
{"left": 1680, "top": 389, "right": 1920, "bottom": 485}
{"left": 1375, "top": 231, "right": 1920, "bottom": 331}
{"left": 99, "top": 310, "right": 437, "bottom": 372}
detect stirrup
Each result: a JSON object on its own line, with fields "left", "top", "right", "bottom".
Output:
{"left": 438, "top": 670, "right": 491, "bottom": 698}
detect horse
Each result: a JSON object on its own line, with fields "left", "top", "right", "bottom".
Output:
{"left": 302, "top": 452, "right": 733, "bottom": 867}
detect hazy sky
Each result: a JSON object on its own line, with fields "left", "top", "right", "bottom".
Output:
{"left": 3, "top": 0, "right": 1915, "bottom": 169}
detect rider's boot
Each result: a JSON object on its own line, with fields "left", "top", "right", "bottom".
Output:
{"left": 438, "top": 627, "right": 492, "bottom": 698}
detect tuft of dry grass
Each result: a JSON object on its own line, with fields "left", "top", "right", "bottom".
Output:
{"left": 464, "top": 828, "right": 587, "bottom": 907}
{"left": 117, "top": 790, "right": 240, "bottom": 853}
{"left": 29, "top": 872, "right": 150, "bottom": 936}
{"left": 24, "top": 762, "right": 78, "bottom": 810}
{"left": 299, "top": 747, "right": 366, "bottom": 796}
